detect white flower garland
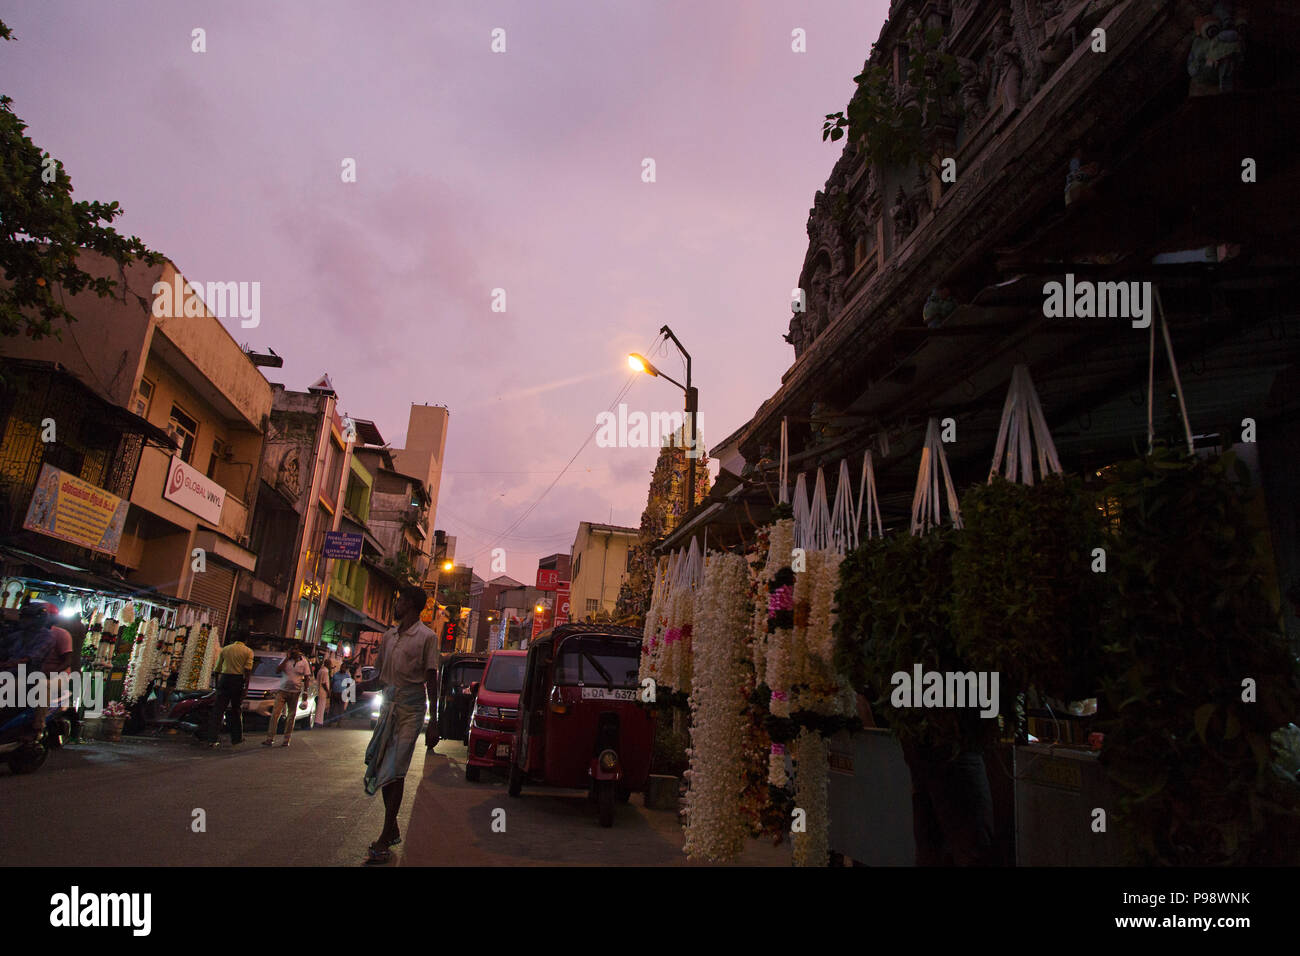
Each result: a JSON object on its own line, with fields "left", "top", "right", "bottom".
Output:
{"left": 683, "top": 551, "right": 751, "bottom": 862}
{"left": 792, "top": 727, "right": 830, "bottom": 867}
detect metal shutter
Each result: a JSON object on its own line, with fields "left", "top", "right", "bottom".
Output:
{"left": 189, "top": 559, "right": 237, "bottom": 639}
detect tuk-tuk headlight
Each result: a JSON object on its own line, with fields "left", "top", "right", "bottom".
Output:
{"left": 477, "top": 706, "right": 501, "bottom": 718}
{"left": 598, "top": 750, "right": 619, "bottom": 772}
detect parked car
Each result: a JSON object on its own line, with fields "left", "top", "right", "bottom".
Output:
{"left": 241, "top": 652, "right": 316, "bottom": 730}
{"left": 464, "top": 650, "right": 527, "bottom": 782}
{"left": 436, "top": 653, "right": 486, "bottom": 744}
{"left": 507, "top": 625, "right": 651, "bottom": 827}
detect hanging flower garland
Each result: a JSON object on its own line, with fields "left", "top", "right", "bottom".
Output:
{"left": 639, "top": 554, "right": 669, "bottom": 685}
{"left": 763, "top": 518, "right": 796, "bottom": 734}
{"left": 682, "top": 550, "right": 751, "bottom": 862}
{"left": 792, "top": 728, "right": 830, "bottom": 867}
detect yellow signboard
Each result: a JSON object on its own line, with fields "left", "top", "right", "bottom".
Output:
{"left": 22, "top": 464, "right": 129, "bottom": 555}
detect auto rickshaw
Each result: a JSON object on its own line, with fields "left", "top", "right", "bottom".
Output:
{"left": 507, "top": 624, "right": 652, "bottom": 827}
{"left": 436, "top": 652, "right": 487, "bottom": 744}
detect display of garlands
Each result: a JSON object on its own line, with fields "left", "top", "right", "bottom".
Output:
{"left": 682, "top": 550, "right": 751, "bottom": 862}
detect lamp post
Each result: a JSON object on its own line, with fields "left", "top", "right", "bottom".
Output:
{"left": 627, "top": 324, "right": 700, "bottom": 518}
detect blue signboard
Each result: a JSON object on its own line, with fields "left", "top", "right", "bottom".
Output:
{"left": 323, "top": 531, "right": 363, "bottom": 560}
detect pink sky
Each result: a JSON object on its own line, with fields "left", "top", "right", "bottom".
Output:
{"left": 4, "top": 0, "right": 889, "bottom": 577}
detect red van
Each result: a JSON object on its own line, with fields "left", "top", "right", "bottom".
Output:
{"left": 465, "top": 649, "right": 527, "bottom": 782}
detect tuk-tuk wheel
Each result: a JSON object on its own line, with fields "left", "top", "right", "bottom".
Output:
{"left": 465, "top": 763, "right": 480, "bottom": 783}
{"left": 507, "top": 760, "right": 523, "bottom": 797}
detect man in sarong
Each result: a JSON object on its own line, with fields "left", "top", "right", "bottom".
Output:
{"left": 359, "top": 585, "right": 440, "bottom": 864}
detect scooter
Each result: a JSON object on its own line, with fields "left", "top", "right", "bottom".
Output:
{"left": 166, "top": 689, "right": 219, "bottom": 737}
{"left": 0, "top": 707, "right": 68, "bottom": 774}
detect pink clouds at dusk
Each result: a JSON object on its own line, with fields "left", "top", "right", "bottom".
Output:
{"left": 3, "top": 0, "right": 889, "bottom": 574}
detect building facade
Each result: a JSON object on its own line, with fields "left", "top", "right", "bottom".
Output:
{"left": 569, "top": 522, "right": 637, "bottom": 620}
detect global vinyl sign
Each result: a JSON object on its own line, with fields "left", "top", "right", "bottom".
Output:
{"left": 164, "top": 455, "right": 226, "bottom": 525}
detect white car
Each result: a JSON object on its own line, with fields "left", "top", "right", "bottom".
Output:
{"left": 242, "top": 653, "right": 317, "bottom": 729}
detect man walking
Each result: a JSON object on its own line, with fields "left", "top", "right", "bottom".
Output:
{"left": 206, "top": 629, "right": 254, "bottom": 748}
{"left": 358, "top": 585, "right": 439, "bottom": 864}
{"left": 313, "top": 657, "right": 331, "bottom": 728}
{"left": 264, "top": 646, "right": 310, "bottom": 748}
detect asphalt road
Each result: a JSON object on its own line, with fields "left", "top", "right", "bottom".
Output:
{"left": 1, "top": 718, "right": 790, "bottom": 867}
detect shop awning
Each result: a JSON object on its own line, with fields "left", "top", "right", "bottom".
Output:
{"left": 325, "top": 597, "right": 389, "bottom": 634}
{"left": 0, "top": 544, "right": 180, "bottom": 601}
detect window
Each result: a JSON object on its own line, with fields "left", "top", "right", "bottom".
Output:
{"left": 586, "top": 598, "right": 600, "bottom": 613}
{"left": 626, "top": 550, "right": 634, "bottom": 572}
{"left": 167, "top": 404, "right": 198, "bottom": 463}
{"left": 132, "top": 378, "right": 154, "bottom": 419}
{"left": 207, "top": 438, "right": 229, "bottom": 479}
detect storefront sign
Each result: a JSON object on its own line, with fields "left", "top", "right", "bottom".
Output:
{"left": 554, "top": 581, "right": 571, "bottom": 626}
{"left": 163, "top": 455, "right": 226, "bottom": 524}
{"left": 323, "top": 531, "right": 364, "bottom": 560}
{"left": 536, "top": 568, "right": 559, "bottom": 591}
{"left": 22, "top": 464, "right": 129, "bottom": 555}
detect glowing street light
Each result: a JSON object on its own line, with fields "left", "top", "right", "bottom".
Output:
{"left": 626, "top": 326, "right": 700, "bottom": 512}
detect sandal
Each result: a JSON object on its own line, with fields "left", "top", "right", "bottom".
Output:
{"left": 364, "top": 842, "right": 393, "bottom": 865}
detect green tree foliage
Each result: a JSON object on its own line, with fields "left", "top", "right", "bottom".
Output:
{"left": 822, "top": 23, "right": 960, "bottom": 171}
{"left": 0, "top": 19, "right": 158, "bottom": 340}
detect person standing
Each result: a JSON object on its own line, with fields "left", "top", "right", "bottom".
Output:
{"left": 264, "top": 647, "right": 310, "bottom": 748}
{"left": 0, "top": 602, "right": 56, "bottom": 737}
{"left": 206, "top": 631, "right": 254, "bottom": 748}
{"left": 313, "top": 657, "right": 331, "bottom": 728}
{"left": 358, "top": 586, "right": 439, "bottom": 863}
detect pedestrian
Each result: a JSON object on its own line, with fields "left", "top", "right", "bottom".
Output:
{"left": 358, "top": 585, "right": 439, "bottom": 863}
{"left": 206, "top": 629, "right": 255, "bottom": 748}
{"left": 312, "top": 657, "right": 331, "bottom": 728}
{"left": 41, "top": 603, "right": 75, "bottom": 720}
{"left": 263, "top": 646, "right": 311, "bottom": 748}
{"left": 0, "top": 602, "right": 56, "bottom": 737}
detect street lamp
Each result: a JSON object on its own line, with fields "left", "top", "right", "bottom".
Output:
{"left": 627, "top": 325, "right": 700, "bottom": 514}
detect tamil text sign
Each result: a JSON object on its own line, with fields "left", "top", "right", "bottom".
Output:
{"left": 22, "top": 465, "right": 129, "bottom": 555}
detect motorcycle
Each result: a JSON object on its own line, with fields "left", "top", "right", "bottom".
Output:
{"left": 0, "top": 707, "right": 69, "bottom": 775}
{"left": 166, "top": 689, "right": 219, "bottom": 737}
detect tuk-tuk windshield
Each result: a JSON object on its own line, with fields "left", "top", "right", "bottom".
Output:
{"left": 554, "top": 636, "right": 640, "bottom": 688}
{"left": 483, "top": 655, "right": 526, "bottom": 694}
{"left": 445, "top": 662, "right": 484, "bottom": 696}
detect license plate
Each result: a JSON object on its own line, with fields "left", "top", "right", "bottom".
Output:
{"left": 580, "top": 687, "right": 636, "bottom": 701}
{"left": 495, "top": 743, "right": 510, "bottom": 757}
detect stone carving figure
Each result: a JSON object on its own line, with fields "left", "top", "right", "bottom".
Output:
{"left": 994, "top": 23, "right": 1024, "bottom": 114}
{"left": 891, "top": 186, "right": 917, "bottom": 244}
{"left": 957, "top": 55, "right": 989, "bottom": 124}
{"left": 277, "top": 448, "right": 301, "bottom": 499}
{"left": 784, "top": 312, "right": 809, "bottom": 357}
